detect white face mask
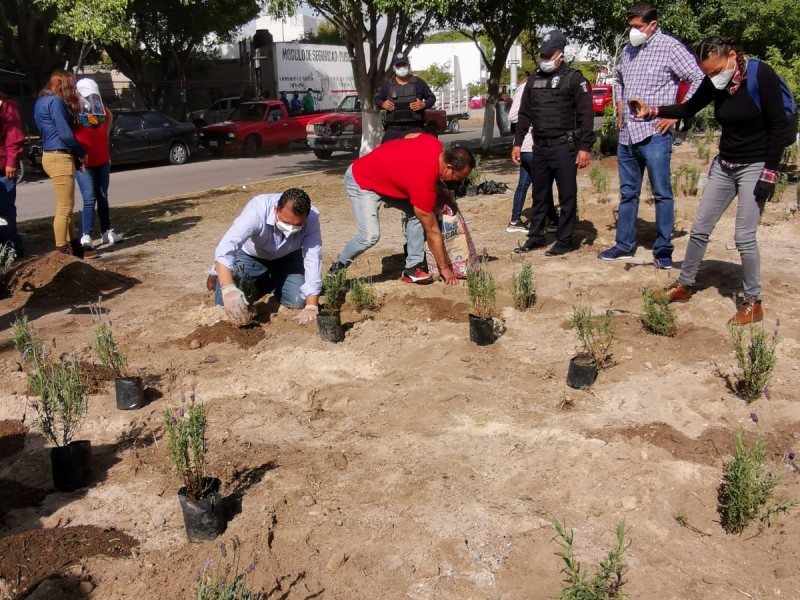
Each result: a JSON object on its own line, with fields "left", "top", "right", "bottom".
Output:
{"left": 710, "top": 58, "right": 735, "bottom": 90}
{"left": 395, "top": 66, "right": 409, "bottom": 78}
{"left": 629, "top": 24, "right": 652, "bottom": 47}
{"left": 539, "top": 53, "right": 561, "bottom": 73}
{"left": 275, "top": 219, "right": 303, "bottom": 237}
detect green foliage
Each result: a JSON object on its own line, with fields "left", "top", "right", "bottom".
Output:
{"left": 298, "top": 19, "right": 345, "bottom": 45}
{"left": 466, "top": 265, "right": 495, "bottom": 319}
{"left": 321, "top": 268, "right": 348, "bottom": 315}
{"left": 718, "top": 433, "right": 780, "bottom": 534}
{"left": 11, "top": 313, "right": 39, "bottom": 362}
{"left": 0, "top": 241, "right": 16, "bottom": 275}
{"left": 673, "top": 509, "right": 689, "bottom": 528}
{"left": 466, "top": 154, "right": 483, "bottom": 186}
{"left": 691, "top": 106, "right": 719, "bottom": 134}
{"left": 672, "top": 164, "right": 700, "bottom": 197}
{"left": 571, "top": 306, "right": 615, "bottom": 368}
{"left": 466, "top": 81, "right": 487, "bottom": 99}
{"left": 728, "top": 323, "right": 779, "bottom": 403}
{"left": 696, "top": 143, "right": 711, "bottom": 164}
{"left": 415, "top": 61, "right": 454, "bottom": 89}
{"left": 196, "top": 572, "right": 264, "bottom": 600}
{"left": 773, "top": 172, "right": 788, "bottom": 202}
{"left": 572, "top": 62, "right": 599, "bottom": 85}
{"left": 28, "top": 350, "right": 88, "bottom": 448}
{"left": 589, "top": 165, "right": 610, "bottom": 200}
{"left": 552, "top": 520, "right": 630, "bottom": 599}
{"left": 164, "top": 393, "right": 207, "bottom": 500}
{"left": 36, "top": 0, "right": 130, "bottom": 47}
{"left": 349, "top": 276, "right": 377, "bottom": 311}
{"left": 91, "top": 313, "right": 127, "bottom": 377}
{"left": 593, "top": 104, "right": 618, "bottom": 156}
{"left": 641, "top": 288, "right": 677, "bottom": 337}
{"left": 511, "top": 263, "right": 535, "bottom": 311}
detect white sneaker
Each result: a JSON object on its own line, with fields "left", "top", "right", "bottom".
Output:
{"left": 80, "top": 234, "right": 93, "bottom": 248}
{"left": 102, "top": 229, "right": 123, "bottom": 245}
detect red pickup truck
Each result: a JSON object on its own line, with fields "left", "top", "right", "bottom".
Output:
{"left": 198, "top": 101, "right": 330, "bottom": 156}
{"left": 306, "top": 94, "right": 447, "bottom": 159}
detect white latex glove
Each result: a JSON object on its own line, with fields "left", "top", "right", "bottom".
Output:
{"left": 295, "top": 305, "right": 319, "bottom": 325}
{"left": 221, "top": 284, "right": 249, "bottom": 320}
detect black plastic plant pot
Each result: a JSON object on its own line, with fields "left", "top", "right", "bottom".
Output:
{"left": 178, "top": 477, "right": 225, "bottom": 542}
{"left": 566, "top": 354, "right": 598, "bottom": 390}
{"left": 115, "top": 376, "right": 145, "bottom": 410}
{"left": 317, "top": 313, "right": 344, "bottom": 343}
{"left": 469, "top": 314, "right": 494, "bottom": 346}
{"left": 50, "top": 440, "right": 93, "bottom": 492}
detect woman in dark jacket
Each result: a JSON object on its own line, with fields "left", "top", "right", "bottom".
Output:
{"left": 631, "top": 36, "right": 792, "bottom": 325}
{"left": 33, "top": 70, "right": 87, "bottom": 256}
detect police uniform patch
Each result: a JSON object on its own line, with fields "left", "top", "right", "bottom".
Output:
{"left": 532, "top": 79, "right": 547, "bottom": 88}
{"left": 551, "top": 76, "right": 560, "bottom": 88}
{"left": 580, "top": 82, "right": 588, "bottom": 93}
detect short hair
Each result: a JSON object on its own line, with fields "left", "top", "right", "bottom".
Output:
{"left": 444, "top": 145, "right": 476, "bottom": 172}
{"left": 277, "top": 188, "right": 311, "bottom": 216}
{"left": 627, "top": 2, "right": 658, "bottom": 22}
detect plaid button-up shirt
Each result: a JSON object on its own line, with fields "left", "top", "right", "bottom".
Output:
{"left": 615, "top": 29, "right": 705, "bottom": 145}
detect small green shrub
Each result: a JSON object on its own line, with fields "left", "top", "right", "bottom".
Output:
{"left": 466, "top": 265, "right": 495, "bottom": 319}
{"left": 718, "top": 432, "right": 780, "bottom": 534}
{"left": 164, "top": 393, "right": 208, "bottom": 501}
{"left": 11, "top": 313, "right": 39, "bottom": 362}
{"left": 552, "top": 520, "right": 630, "bottom": 599}
{"left": 466, "top": 154, "right": 483, "bottom": 186}
{"left": 511, "top": 263, "right": 535, "bottom": 310}
{"left": 571, "top": 306, "right": 615, "bottom": 367}
{"left": 321, "top": 268, "right": 348, "bottom": 315}
{"left": 92, "top": 319, "right": 127, "bottom": 377}
{"left": 349, "top": 275, "right": 377, "bottom": 311}
{"left": 673, "top": 164, "right": 700, "bottom": 196}
{"left": 780, "top": 143, "right": 797, "bottom": 167}
{"left": 594, "top": 104, "right": 619, "bottom": 156}
{"left": 641, "top": 288, "right": 677, "bottom": 336}
{"left": 728, "top": 323, "right": 778, "bottom": 403}
{"left": 773, "top": 172, "right": 788, "bottom": 202}
{"left": 28, "top": 352, "right": 88, "bottom": 447}
{"left": 589, "top": 165, "right": 610, "bottom": 200}
{"left": 696, "top": 143, "right": 711, "bottom": 164}
{"left": 0, "top": 241, "right": 15, "bottom": 273}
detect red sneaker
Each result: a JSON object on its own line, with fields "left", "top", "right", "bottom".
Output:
{"left": 401, "top": 265, "right": 433, "bottom": 284}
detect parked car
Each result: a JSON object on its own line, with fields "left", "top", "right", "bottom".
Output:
{"left": 198, "top": 101, "right": 330, "bottom": 156}
{"left": 186, "top": 96, "right": 240, "bottom": 128}
{"left": 592, "top": 85, "right": 613, "bottom": 115}
{"left": 305, "top": 94, "right": 447, "bottom": 159}
{"left": 29, "top": 109, "right": 200, "bottom": 170}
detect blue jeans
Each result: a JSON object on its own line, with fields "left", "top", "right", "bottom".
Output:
{"left": 214, "top": 249, "right": 305, "bottom": 309}
{"left": 616, "top": 133, "right": 674, "bottom": 258}
{"left": 76, "top": 162, "right": 111, "bottom": 236}
{"left": 511, "top": 151, "right": 558, "bottom": 224}
{"left": 337, "top": 165, "right": 424, "bottom": 269}
{"left": 678, "top": 160, "right": 764, "bottom": 301}
{"left": 0, "top": 176, "right": 21, "bottom": 253}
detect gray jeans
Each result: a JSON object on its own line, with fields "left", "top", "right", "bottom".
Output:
{"left": 677, "top": 159, "right": 765, "bottom": 300}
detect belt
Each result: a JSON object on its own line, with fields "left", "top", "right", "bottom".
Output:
{"left": 385, "top": 124, "right": 419, "bottom": 131}
{"left": 533, "top": 134, "right": 571, "bottom": 147}
{"left": 43, "top": 149, "right": 74, "bottom": 155}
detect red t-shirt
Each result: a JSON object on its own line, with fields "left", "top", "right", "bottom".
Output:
{"left": 351, "top": 134, "right": 442, "bottom": 213}
{"left": 74, "top": 109, "right": 111, "bottom": 167}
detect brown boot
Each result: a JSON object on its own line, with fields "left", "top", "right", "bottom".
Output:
{"left": 657, "top": 281, "right": 692, "bottom": 303}
{"left": 54, "top": 244, "right": 73, "bottom": 255}
{"left": 728, "top": 299, "right": 763, "bottom": 326}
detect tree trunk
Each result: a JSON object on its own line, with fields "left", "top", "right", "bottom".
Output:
{"left": 361, "top": 109, "right": 383, "bottom": 155}
{"left": 480, "top": 100, "right": 496, "bottom": 148}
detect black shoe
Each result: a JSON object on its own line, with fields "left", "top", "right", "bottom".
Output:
{"left": 327, "top": 261, "right": 346, "bottom": 276}
{"left": 545, "top": 243, "right": 573, "bottom": 256}
{"left": 513, "top": 239, "right": 547, "bottom": 254}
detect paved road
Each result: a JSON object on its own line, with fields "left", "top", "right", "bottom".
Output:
{"left": 16, "top": 117, "right": 605, "bottom": 222}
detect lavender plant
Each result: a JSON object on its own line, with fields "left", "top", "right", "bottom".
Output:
{"left": 466, "top": 264, "right": 495, "bottom": 319}
{"left": 164, "top": 392, "right": 208, "bottom": 500}
{"left": 91, "top": 309, "right": 128, "bottom": 377}
{"left": 349, "top": 275, "right": 377, "bottom": 311}
{"left": 195, "top": 539, "right": 262, "bottom": 600}
{"left": 511, "top": 263, "right": 535, "bottom": 310}
{"left": 571, "top": 306, "right": 615, "bottom": 367}
{"left": 728, "top": 321, "right": 779, "bottom": 403}
{"left": 28, "top": 351, "right": 89, "bottom": 447}
{"left": 641, "top": 287, "right": 677, "bottom": 336}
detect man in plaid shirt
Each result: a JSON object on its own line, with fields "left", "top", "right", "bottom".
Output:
{"left": 598, "top": 1, "right": 704, "bottom": 269}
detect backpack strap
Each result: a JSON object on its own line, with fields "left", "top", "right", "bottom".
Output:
{"left": 746, "top": 58, "right": 762, "bottom": 112}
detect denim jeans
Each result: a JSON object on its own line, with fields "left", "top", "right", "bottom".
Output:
{"left": 76, "top": 162, "right": 111, "bottom": 236}
{"left": 677, "top": 159, "right": 764, "bottom": 301}
{"left": 337, "top": 165, "right": 424, "bottom": 269}
{"left": 0, "top": 176, "right": 22, "bottom": 253}
{"left": 511, "top": 151, "right": 557, "bottom": 224}
{"left": 616, "top": 133, "right": 674, "bottom": 258}
{"left": 214, "top": 249, "right": 305, "bottom": 309}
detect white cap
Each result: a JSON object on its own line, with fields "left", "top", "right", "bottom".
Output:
{"left": 76, "top": 78, "right": 100, "bottom": 98}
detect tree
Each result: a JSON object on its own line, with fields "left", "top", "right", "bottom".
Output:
{"left": 415, "top": 62, "right": 453, "bottom": 89}
{"left": 299, "top": 19, "right": 346, "bottom": 45}
{"left": 0, "top": 0, "right": 79, "bottom": 82}
{"left": 36, "top": 0, "right": 130, "bottom": 71}
{"left": 444, "top": 0, "right": 559, "bottom": 149}
{"left": 268, "top": 0, "right": 448, "bottom": 153}
{"left": 104, "top": 0, "right": 262, "bottom": 113}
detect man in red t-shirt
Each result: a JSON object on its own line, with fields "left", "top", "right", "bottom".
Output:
{"left": 331, "top": 134, "right": 474, "bottom": 285}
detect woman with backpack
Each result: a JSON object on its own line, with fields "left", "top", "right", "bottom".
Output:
{"left": 630, "top": 36, "right": 794, "bottom": 325}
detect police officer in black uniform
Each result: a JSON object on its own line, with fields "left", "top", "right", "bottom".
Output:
{"left": 375, "top": 52, "right": 436, "bottom": 143}
{"left": 513, "top": 30, "right": 595, "bottom": 256}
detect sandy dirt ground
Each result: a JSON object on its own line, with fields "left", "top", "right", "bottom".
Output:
{"left": 1, "top": 137, "right": 799, "bottom": 600}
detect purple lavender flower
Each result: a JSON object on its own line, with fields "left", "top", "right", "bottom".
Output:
{"left": 169, "top": 414, "right": 177, "bottom": 425}
{"left": 786, "top": 446, "right": 796, "bottom": 461}
{"left": 750, "top": 412, "right": 759, "bottom": 423}
{"left": 762, "top": 386, "right": 771, "bottom": 401}
{"left": 189, "top": 391, "right": 196, "bottom": 403}
{"left": 178, "top": 406, "right": 185, "bottom": 417}
{"left": 246, "top": 563, "right": 255, "bottom": 574}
